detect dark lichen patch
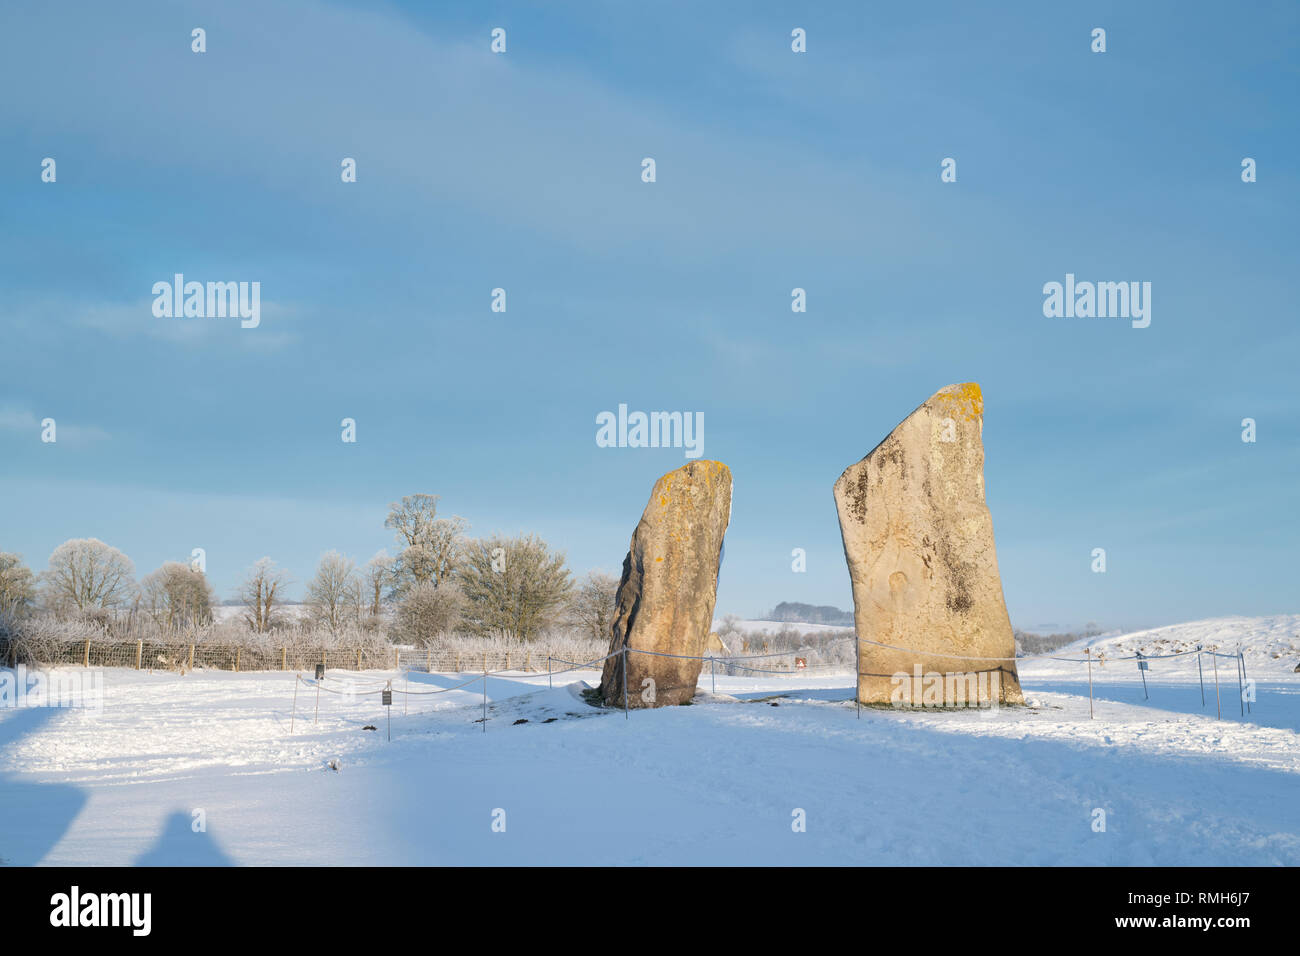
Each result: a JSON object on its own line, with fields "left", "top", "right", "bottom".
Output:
{"left": 946, "top": 588, "right": 974, "bottom": 614}
{"left": 932, "top": 532, "right": 976, "bottom": 614}
{"left": 842, "top": 467, "right": 871, "bottom": 523}
{"left": 843, "top": 438, "right": 908, "bottom": 523}
{"left": 876, "top": 437, "right": 905, "bottom": 474}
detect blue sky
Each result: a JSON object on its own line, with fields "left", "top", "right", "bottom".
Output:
{"left": 1, "top": 1, "right": 1296, "bottom": 631}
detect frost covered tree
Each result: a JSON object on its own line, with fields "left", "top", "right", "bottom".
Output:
{"left": 360, "top": 550, "right": 394, "bottom": 620}
{"left": 140, "top": 561, "right": 215, "bottom": 628}
{"left": 0, "top": 552, "right": 37, "bottom": 617}
{"left": 459, "top": 534, "right": 572, "bottom": 641}
{"left": 238, "top": 557, "right": 290, "bottom": 633}
{"left": 392, "top": 581, "right": 465, "bottom": 646}
{"left": 41, "top": 538, "right": 137, "bottom": 615}
{"left": 384, "top": 494, "right": 468, "bottom": 595}
{"left": 305, "top": 551, "right": 357, "bottom": 633}
{"left": 568, "top": 570, "right": 619, "bottom": 641}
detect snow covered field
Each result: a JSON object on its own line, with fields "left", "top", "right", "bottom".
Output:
{"left": 1, "top": 616, "right": 1297, "bottom": 866}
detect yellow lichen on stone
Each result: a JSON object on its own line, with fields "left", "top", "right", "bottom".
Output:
{"left": 932, "top": 382, "right": 983, "bottom": 422}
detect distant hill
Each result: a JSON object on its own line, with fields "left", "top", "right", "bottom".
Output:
{"left": 1025, "top": 615, "right": 1300, "bottom": 679}
{"left": 767, "top": 602, "right": 855, "bottom": 627}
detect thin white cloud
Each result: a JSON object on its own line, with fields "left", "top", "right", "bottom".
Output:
{"left": 8, "top": 297, "right": 302, "bottom": 349}
{"left": 0, "top": 0, "right": 942, "bottom": 262}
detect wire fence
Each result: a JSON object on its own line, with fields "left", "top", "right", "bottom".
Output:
{"left": 0, "top": 636, "right": 621, "bottom": 674}
{"left": 0, "top": 635, "right": 856, "bottom": 676}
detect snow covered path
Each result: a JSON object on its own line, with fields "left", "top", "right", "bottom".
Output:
{"left": 2, "top": 635, "right": 1297, "bottom": 866}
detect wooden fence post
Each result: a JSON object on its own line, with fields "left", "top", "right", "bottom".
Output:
{"left": 394, "top": 647, "right": 399, "bottom": 670}
{"left": 83, "top": 640, "right": 91, "bottom": 668}
{"left": 356, "top": 647, "right": 362, "bottom": 671}
{"left": 426, "top": 647, "right": 431, "bottom": 673}
{"left": 188, "top": 644, "right": 195, "bottom": 670}
{"left": 135, "top": 640, "right": 143, "bottom": 670}
{"left": 281, "top": 647, "right": 286, "bottom": 671}
{"left": 235, "top": 647, "right": 241, "bottom": 672}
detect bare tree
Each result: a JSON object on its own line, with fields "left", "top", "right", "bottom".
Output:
{"left": 41, "top": 538, "right": 137, "bottom": 616}
{"left": 569, "top": 570, "right": 619, "bottom": 641}
{"left": 238, "top": 557, "right": 290, "bottom": 633}
{"left": 0, "top": 552, "right": 37, "bottom": 617}
{"left": 361, "top": 550, "right": 394, "bottom": 620}
{"left": 140, "top": 561, "right": 214, "bottom": 628}
{"left": 716, "top": 614, "right": 744, "bottom": 651}
{"left": 392, "top": 581, "right": 466, "bottom": 646}
{"left": 305, "top": 551, "right": 357, "bottom": 633}
{"left": 385, "top": 494, "right": 468, "bottom": 594}
{"left": 459, "top": 533, "right": 573, "bottom": 641}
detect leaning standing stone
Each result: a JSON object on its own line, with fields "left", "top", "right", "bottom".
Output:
{"left": 833, "top": 384, "right": 1024, "bottom": 706}
{"left": 600, "top": 460, "right": 732, "bottom": 707}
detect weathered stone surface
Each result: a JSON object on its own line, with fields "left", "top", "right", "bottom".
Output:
{"left": 833, "top": 384, "right": 1023, "bottom": 706}
{"left": 600, "top": 460, "right": 732, "bottom": 708}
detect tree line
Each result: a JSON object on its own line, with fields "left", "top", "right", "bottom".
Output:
{"left": 0, "top": 493, "right": 619, "bottom": 645}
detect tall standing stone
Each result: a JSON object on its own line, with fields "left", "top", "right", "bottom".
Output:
{"left": 833, "top": 384, "right": 1023, "bottom": 706}
{"left": 600, "top": 460, "right": 732, "bottom": 708}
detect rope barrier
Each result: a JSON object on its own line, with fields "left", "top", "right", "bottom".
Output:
{"left": 306, "top": 678, "right": 386, "bottom": 697}
{"left": 716, "top": 660, "right": 844, "bottom": 675}
{"left": 298, "top": 672, "right": 480, "bottom": 697}
{"left": 298, "top": 637, "right": 1235, "bottom": 683}
{"left": 544, "top": 650, "right": 622, "bottom": 672}
{"left": 395, "top": 650, "right": 618, "bottom": 693}
{"left": 297, "top": 649, "right": 626, "bottom": 700}
{"left": 390, "top": 672, "right": 491, "bottom": 696}
{"left": 853, "top": 636, "right": 1211, "bottom": 665}
{"left": 626, "top": 647, "right": 721, "bottom": 662}
{"left": 626, "top": 646, "right": 853, "bottom": 666}
{"left": 289, "top": 635, "right": 1265, "bottom": 733}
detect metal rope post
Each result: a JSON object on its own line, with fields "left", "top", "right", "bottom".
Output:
{"left": 547, "top": 655, "right": 552, "bottom": 690}
{"left": 1212, "top": 649, "right": 1221, "bottom": 720}
{"left": 1197, "top": 646, "right": 1205, "bottom": 707}
{"left": 1236, "top": 645, "right": 1244, "bottom": 717}
{"left": 855, "top": 630, "right": 861, "bottom": 718}
{"left": 1086, "top": 647, "right": 1094, "bottom": 720}
{"left": 1240, "top": 648, "right": 1251, "bottom": 715}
